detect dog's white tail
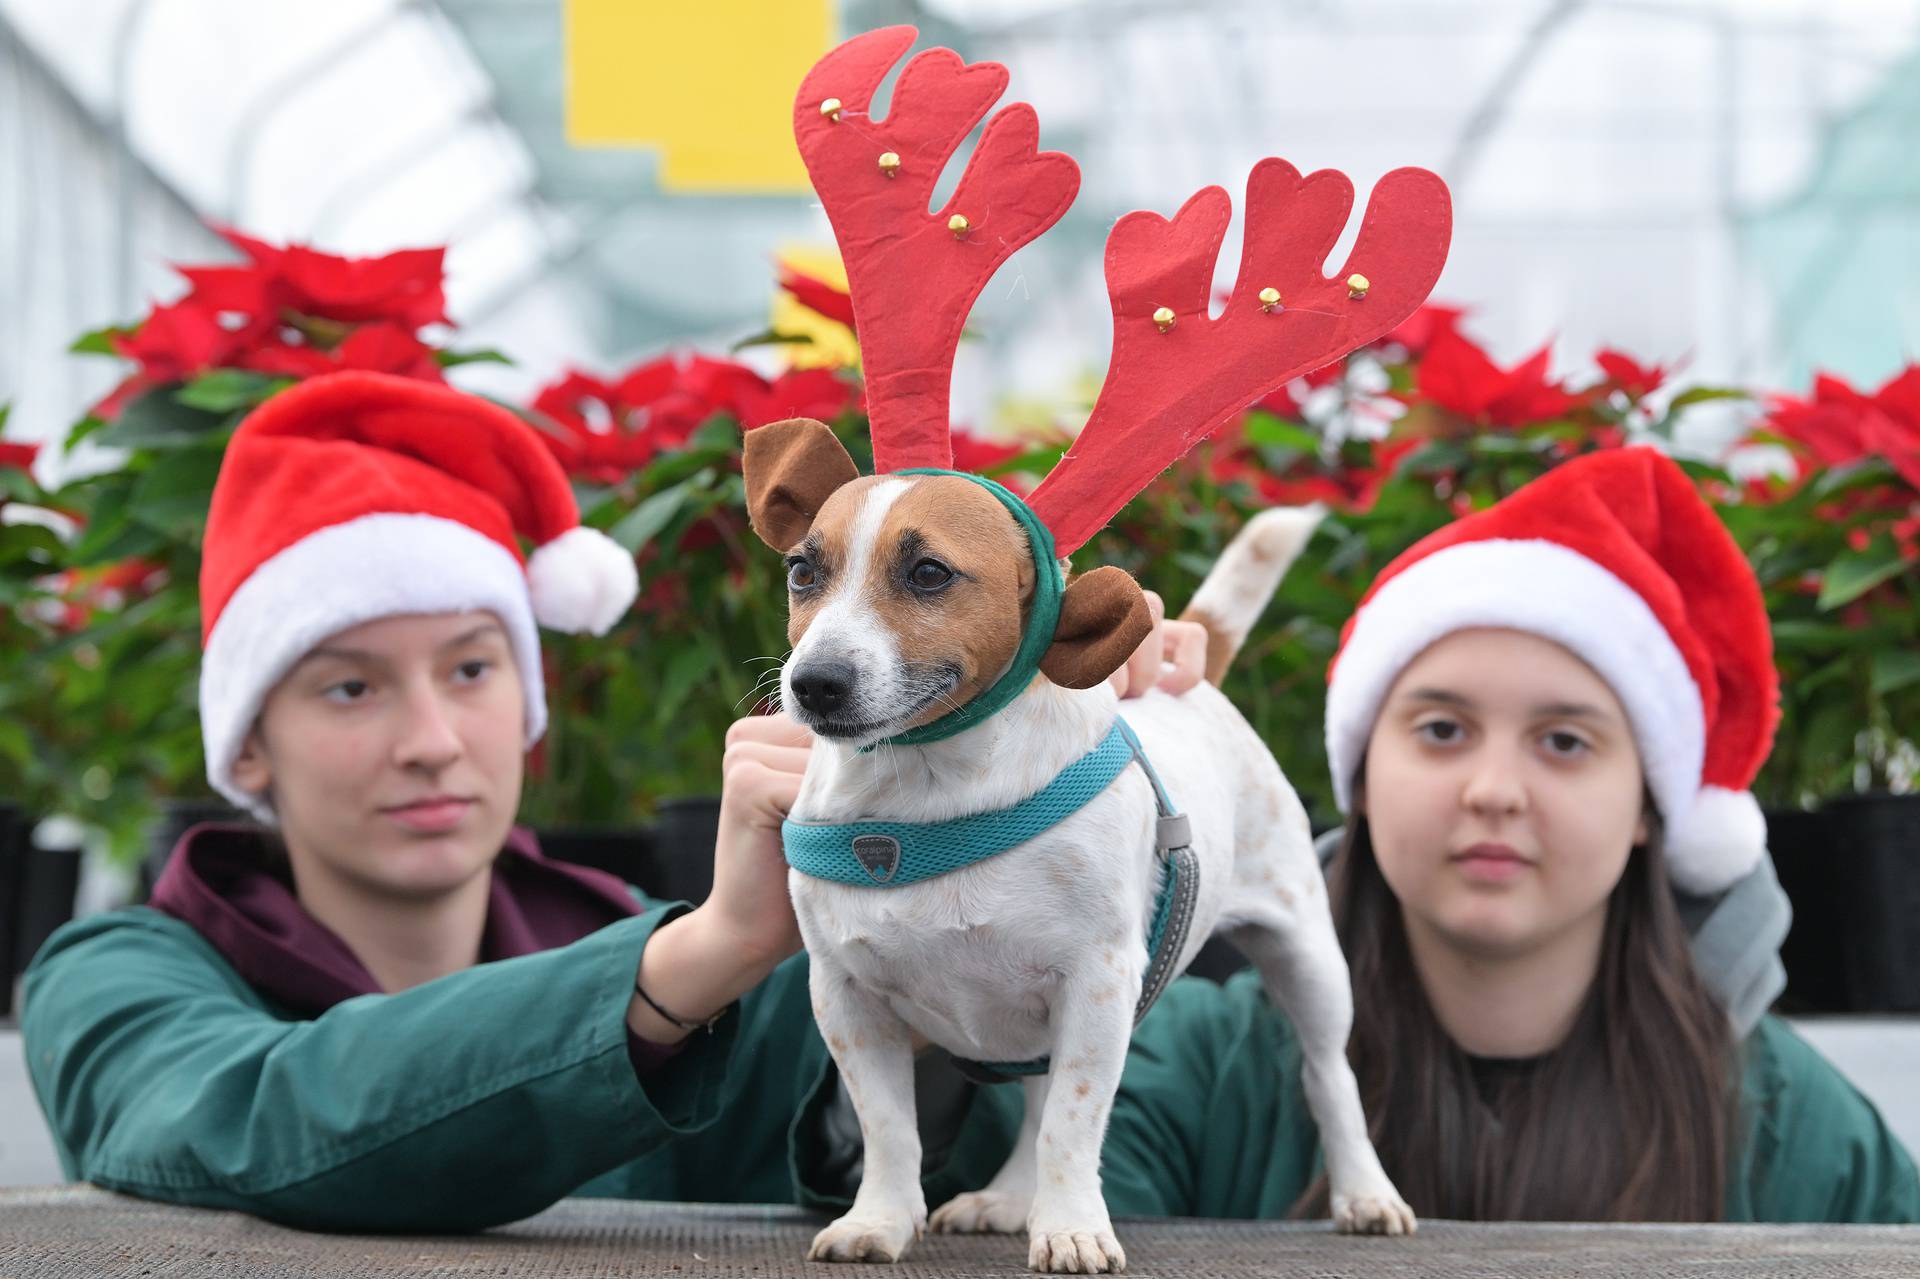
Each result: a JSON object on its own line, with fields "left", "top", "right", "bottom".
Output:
{"left": 1180, "top": 505, "right": 1326, "bottom": 684}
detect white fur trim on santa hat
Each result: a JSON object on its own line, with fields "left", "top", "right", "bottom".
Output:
{"left": 527, "top": 525, "right": 639, "bottom": 635}
{"left": 201, "top": 512, "right": 548, "bottom": 822}
{"left": 1662, "top": 784, "right": 1767, "bottom": 896}
{"left": 1327, "top": 538, "right": 1707, "bottom": 846}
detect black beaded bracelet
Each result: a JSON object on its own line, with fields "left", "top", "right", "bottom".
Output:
{"left": 633, "top": 977, "right": 727, "bottom": 1034}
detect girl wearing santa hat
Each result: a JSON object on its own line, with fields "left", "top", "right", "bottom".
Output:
{"left": 22, "top": 371, "right": 1206, "bottom": 1229}
{"left": 1095, "top": 445, "right": 1917, "bottom": 1222}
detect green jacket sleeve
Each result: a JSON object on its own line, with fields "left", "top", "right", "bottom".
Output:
{"left": 1734, "top": 1016, "right": 1920, "bottom": 1224}
{"left": 22, "top": 904, "right": 743, "bottom": 1233}
{"left": 571, "top": 950, "right": 1025, "bottom": 1211}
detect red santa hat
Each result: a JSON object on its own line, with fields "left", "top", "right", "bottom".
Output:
{"left": 1324, "top": 447, "right": 1781, "bottom": 896}
{"left": 199, "top": 371, "right": 638, "bottom": 819}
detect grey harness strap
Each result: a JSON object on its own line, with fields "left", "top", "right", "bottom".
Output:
{"left": 952, "top": 722, "right": 1201, "bottom": 1085}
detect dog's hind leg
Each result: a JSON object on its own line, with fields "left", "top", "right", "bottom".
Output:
{"left": 805, "top": 955, "right": 929, "bottom": 1264}
{"left": 929, "top": 1073, "right": 1048, "bottom": 1235}
{"left": 1225, "top": 895, "right": 1416, "bottom": 1236}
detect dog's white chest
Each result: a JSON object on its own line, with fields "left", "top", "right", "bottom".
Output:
{"left": 790, "top": 830, "right": 1147, "bottom": 1062}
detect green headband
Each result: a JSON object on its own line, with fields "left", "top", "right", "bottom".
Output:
{"left": 866, "top": 468, "right": 1065, "bottom": 750}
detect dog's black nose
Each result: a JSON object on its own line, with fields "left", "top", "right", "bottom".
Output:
{"left": 791, "top": 661, "right": 855, "bottom": 716}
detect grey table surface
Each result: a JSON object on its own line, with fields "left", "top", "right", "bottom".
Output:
{"left": 1, "top": 1186, "right": 1917, "bottom": 1278}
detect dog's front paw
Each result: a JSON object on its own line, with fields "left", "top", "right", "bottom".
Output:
{"left": 1332, "top": 1187, "right": 1417, "bottom": 1237}
{"left": 930, "top": 1189, "right": 1029, "bottom": 1235}
{"left": 1027, "top": 1226, "right": 1127, "bottom": 1274}
{"left": 807, "top": 1211, "right": 921, "bottom": 1263}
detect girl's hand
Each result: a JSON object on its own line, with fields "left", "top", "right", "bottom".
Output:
{"left": 699, "top": 711, "right": 813, "bottom": 965}
{"left": 628, "top": 712, "right": 812, "bottom": 1042}
{"left": 1109, "top": 588, "right": 1209, "bottom": 699}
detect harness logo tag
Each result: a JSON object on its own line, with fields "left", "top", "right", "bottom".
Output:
{"left": 851, "top": 834, "right": 902, "bottom": 883}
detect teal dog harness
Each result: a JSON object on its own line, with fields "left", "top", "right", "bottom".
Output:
{"left": 782, "top": 717, "right": 1201, "bottom": 1083}
{"left": 780, "top": 467, "right": 1198, "bottom": 1081}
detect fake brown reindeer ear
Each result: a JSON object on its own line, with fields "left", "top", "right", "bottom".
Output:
{"left": 743, "top": 418, "right": 860, "bottom": 551}
{"left": 1040, "top": 566, "right": 1154, "bottom": 689}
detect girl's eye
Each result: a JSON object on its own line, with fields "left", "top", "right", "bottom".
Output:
{"left": 787, "top": 559, "right": 817, "bottom": 591}
{"left": 454, "top": 660, "right": 492, "bottom": 684}
{"left": 1544, "top": 730, "right": 1590, "bottom": 757}
{"left": 908, "top": 558, "right": 954, "bottom": 590}
{"left": 1415, "top": 718, "right": 1463, "bottom": 744}
{"left": 324, "top": 679, "right": 370, "bottom": 704}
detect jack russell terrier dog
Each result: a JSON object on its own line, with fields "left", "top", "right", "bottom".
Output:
{"left": 760, "top": 24, "right": 1450, "bottom": 1273}
{"left": 745, "top": 422, "right": 1416, "bottom": 1271}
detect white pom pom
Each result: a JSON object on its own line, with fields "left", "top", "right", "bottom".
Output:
{"left": 527, "top": 526, "right": 639, "bottom": 635}
{"left": 1664, "top": 785, "right": 1768, "bottom": 896}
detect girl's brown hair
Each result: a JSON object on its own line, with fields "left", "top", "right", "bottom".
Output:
{"left": 1295, "top": 782, "right": 1739, "bottom": 1221}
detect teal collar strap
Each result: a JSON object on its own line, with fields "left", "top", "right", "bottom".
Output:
{"left": 869, "top": 469, "right": 1064, "bottom": 750}
{"left": 784, "top": 720, "right": 1135, "bottom": 887}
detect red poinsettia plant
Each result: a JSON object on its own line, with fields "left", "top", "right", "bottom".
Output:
{"left": 1713, "top": 365, "right": 1920, "bottom": 802}
{"left": 77, "top": 227, "right": 495, "bottom": 428}
{"left": 18, "top": 225, "right": 1917, "bottom": 862}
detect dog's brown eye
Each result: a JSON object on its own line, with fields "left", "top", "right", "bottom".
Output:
{"left": 787, "top": 559, "right": 818, "bottom": 591}
{"left": 908, "top": 559, "right": 954, "bottom": 590}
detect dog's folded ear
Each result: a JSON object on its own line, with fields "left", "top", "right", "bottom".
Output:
{"left": 1040, "top": 566, "right": 1154, "bottom": 689}
{"left": 743, "top": 418, "right": 860, "bottom": 551}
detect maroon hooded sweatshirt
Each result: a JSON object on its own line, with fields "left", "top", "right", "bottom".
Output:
{"left": 147, "top": 822, "right": 683, "bottom": 1070}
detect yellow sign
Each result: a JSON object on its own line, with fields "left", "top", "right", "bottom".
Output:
{"left": 565, "top": 0, "right": 834, "bottom": 194}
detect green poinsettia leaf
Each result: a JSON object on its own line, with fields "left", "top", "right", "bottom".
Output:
{"left": 1817, "top": 538, "right": 1909, "bottom": 611}
{"left": 610, "top": 482, "right": 693, "bottom": 554}
{"left": 175, "top": 370, "right": 285, "bottom": 414}
{"left": 1666, "top": 386, "right": 1749, "bottom": 411}
{"left": 92, "top": 386, "right": 222, "bottom": 451}
{"left": 1242, "top": 412, "right": 1320, "bottom": 453}
{"left": 434, "top": 348, "right": 514, "bottom": 369}
{"left": 1870, "top": 649, "right": 1920, "bottom": 697}
{"left": 69, "top": 326, "right": 135, "bottom": 357}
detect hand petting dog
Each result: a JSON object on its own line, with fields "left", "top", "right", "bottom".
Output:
{"left": 1108, "top": 591, "right": 1207, "bottom": 701}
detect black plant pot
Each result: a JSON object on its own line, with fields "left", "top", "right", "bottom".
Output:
{"left": 649, "top": 796, "right": 721, "bottom": 906}
{"left": 1772, "top": 794, "right": 1920, "bottom": 1013}
{"left": 534, "top": 825, "right": 659, "bottom": 891}
{"left": 537, "top": 796, "right": 722, "bottom": 908}
{"left": 0, "top": 811, "right": 83, "bottom": 1019}
{"left": 0, "top": 803, "right": 27, "bottom": 1019}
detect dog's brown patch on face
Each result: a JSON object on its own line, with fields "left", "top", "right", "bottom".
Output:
{"left": 864, "top": 476, "right": 1033, "bottom": 728}
{"left": 781, "top": 475, "right": 897, "bottom": 647}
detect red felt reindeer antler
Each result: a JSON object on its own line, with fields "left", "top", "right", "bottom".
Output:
{"left": 793, "top": 26, "right": 1080, "bottom": 474}
{"left": 1026, "top": 159, "right": 1453, "bottom": 555}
